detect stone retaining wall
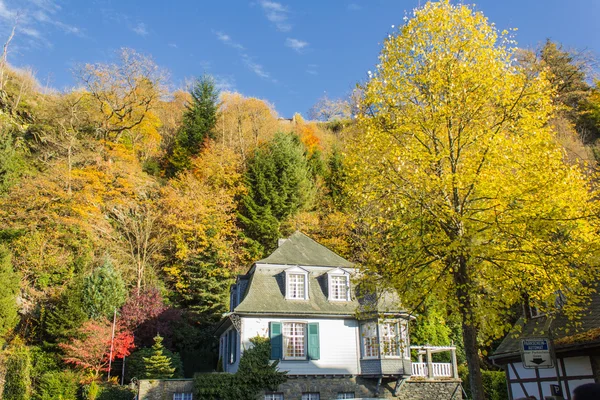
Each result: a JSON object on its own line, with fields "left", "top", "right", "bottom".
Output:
{"left": 270, "top": 376, "right": 462, "bottom": 399}
{"left": 137, "top": 376, "right": 462, "bottom": 400}
{"left": 138, "top": 379, "right": 194, "bottom": 400}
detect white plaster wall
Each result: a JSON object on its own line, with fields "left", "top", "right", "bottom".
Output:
{"left": 240, "top": 316, "right": 361, "bottom": 375}
{"left": 507, "top": 356, "right": 594, "bottom": 400}
{"left": 563, "top": 356, "right": 592, "bottom": 376}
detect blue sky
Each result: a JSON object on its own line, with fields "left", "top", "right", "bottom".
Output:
{"left": 2, "top": 0, "right": 599, "bottom": 117}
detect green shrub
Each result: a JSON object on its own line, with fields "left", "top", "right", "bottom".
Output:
{"left": 482, "top": 370, "right": 508, "bottom": 400}
{"left": 97, "top": 384, "right": 136, "bottom": 400}
{"left": 194, "top": 336, "right": 287, "bottom": 400}
{"left": 2, "top": 341, "right": 32, "bottom": 400}
{"left": 459, "top": 366, "right": 508, "bottom": 400}
{"left": 81, "top": 381, "right": 101, "bottom": 400}
{"left": 35, "top": 370, "right": 79, "bottom": 400}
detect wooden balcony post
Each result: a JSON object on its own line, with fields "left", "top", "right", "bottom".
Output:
{"left": 426, "top": 348, "right": 434, "bottom": 379}
{"left": 451, "top": 348, "right": 459, "bottom": 379}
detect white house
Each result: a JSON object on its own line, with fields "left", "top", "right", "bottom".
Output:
{"left": 215, "top": 232, "right": 461, "bottom": 400}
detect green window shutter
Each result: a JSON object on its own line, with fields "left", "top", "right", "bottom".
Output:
{"left": 270, "top": 322, "right": 282, "bottom": 360}
{"left": 307, "top": 322, "right": 320, "bottom": 360}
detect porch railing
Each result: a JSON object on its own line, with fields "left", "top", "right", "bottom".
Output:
{"left": 410, "top": 345, "right": 459, "bottom": 379}
{"left": 411, "top": 362, "right": 452, "bottom": 378}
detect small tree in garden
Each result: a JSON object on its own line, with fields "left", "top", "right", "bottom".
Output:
{"left": 60, "top": 318, "right": 135, "bottom": 379}
{"left": 142, "top": 335, "right": 175, "bottom": 379}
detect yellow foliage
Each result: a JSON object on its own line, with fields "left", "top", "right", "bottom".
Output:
{"left": 346, "top": 0, "right": 600, "bottom": 343}
{"left": 215, "top": 92, "right": 279, "bottom": 159}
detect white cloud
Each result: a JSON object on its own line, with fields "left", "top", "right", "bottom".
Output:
{"left": 20, "top": 26, "right": 40, "bottom": 38}
{"left": 213, "top": 29, "right": 275, "bottom": 83}
{"left": 0, "top": 0, "right": 17, "bottom": 21}
{"left": 214, "top": 74, "right": 236, "bottom": 92}
{"left": 306, "top": 64, "right": 318, "bottom": 75}
{"left": 132, "top": 22, "right": 148, "bottom": 36}
{"left": 32, "top": 10, "right": 80, "bottom": 35}
{"left": 242, "top": 54, "right": 270, "bottom": 79}
{"left": 26, "top": 0, "right": 60, "bottom": 13}
{"left": 214, "top": 30, "right": 245, "bottom": 50}
{"left": 0, "top": 0, "right": 82, "bottom": 50}
{"left": 285, "top": 37, "right": 308, "bottom": 53}
{"left": 259, "top": 0, "right": 291, "bottom": 32}
{"left": 348, "top": 3, "right": 361, "bottom": 11}
{"left": 168, "top": 43, "right": 178, "bottom": 48}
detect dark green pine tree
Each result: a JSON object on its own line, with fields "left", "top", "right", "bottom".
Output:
{"left": 0, "top": 245, "right": 20, "bottom": 343}
{"left": 143, "top": 335, "right": 176, "bottom": 379}
{"left": 166, "top": 75, "right": 219, "bottom": 176}
{"left": 182, "top": 253, "right": 233, "bottom": 323}
{"left": 238, "top": 132, "right": 315, "bottom": 253}
{"left": 44, "top": 278, "right": 88, "bottom": 343}
{"left": 325, "top": 146, "right": 346, "bottom": 208}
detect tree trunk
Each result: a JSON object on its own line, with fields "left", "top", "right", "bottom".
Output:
{"left": 454, "top": 254, "right": 486, "bottom": 400}
{"left": 462, "top": 318, "right": 485, "bottom": 400}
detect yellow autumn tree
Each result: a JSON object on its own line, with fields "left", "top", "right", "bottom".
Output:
{"left": 77, "top": 48, "right": 165, "bottom": 153}
{"left": 215, "top": 92, "right": 279, "bottom": 160}
{"left": 345, "top": 2, "right": 600, "bottom": 399}
{"left": 159, "top": 143, "right": 254, "bottom": 305}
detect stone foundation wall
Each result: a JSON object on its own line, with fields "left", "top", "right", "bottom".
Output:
{"left": 268, "top": 376, "right": 462, "bottom": 399}
{"left": 138, "top": 379, "right": 194, "bottom": 400}
{"left": 394, "top": 379, "right": 463, "bottom": 400}
{"left": 137, "top": 376, "right": 462, "bottom": 400}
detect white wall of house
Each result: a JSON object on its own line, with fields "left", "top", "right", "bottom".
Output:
{"left": 235, "top": 316, "right": 361, "bottom": 375}
{"left": 506, "top": 356, "right": 595, "bottom": 399}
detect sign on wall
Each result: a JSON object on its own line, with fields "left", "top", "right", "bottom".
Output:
{"left": 521, "top": 338, "right": 554, "bottom": 369}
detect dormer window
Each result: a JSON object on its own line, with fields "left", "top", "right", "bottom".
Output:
{"left": 285, "top": 266, "right": 309, "bottom": 300}
{"left": 327, "top": 268, "right": 350, "bottom": 301}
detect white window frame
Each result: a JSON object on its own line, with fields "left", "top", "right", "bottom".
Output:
{"left": 282, "top": 322, "right": 306, "bottom": 360}
{"left": 337, "top": 393, "right": 355, "bottom": 399}
{"left": 302, "top": 393, "right": 320, "bottom": 400}
{"left": 264, "top": 393, "right": 284, "bottom": 400}
{"left": 285, "top": 266, "right": 309, "bottom": 300}
{"left": 360, "top": 321, "right": 379, "bottom": 359}
{"left": 327, "top": 269, "right": 350, "bottom": 301}
{"left": 380, "top": 321, "right": 401, "bottom": 358}
{"left": 173, "top": 393, "right": 193, "bottom": 400}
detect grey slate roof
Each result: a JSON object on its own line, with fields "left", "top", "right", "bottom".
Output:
{"left": 256, "top": 231, "right": 354, "bottom": 268}
{"left": 491, "top": 289, "right": 600, "bottom": 360}
{"left": 234, "top": 265, "right": 404, "bottom": 316}
{"left": 233, "top": 232, "right": 405, "bottom": 316}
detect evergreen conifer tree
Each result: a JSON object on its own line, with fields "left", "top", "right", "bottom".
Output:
{"left": 44, "top": 278, "right": 88, "bottom": 342}
{"left": 166, "top": 75, "right": 219, "bottom": 176}
{"left": 143, "top": 334, "right": 176, "bottom": 379}
{"left": 239, "top": 132, "right": 314, "bottom": 253}
{"left": 81, "top": 259, "right": 126, "bottom": 320}
{"left": 0, "top": 245, "right": 20, "bottom": 342}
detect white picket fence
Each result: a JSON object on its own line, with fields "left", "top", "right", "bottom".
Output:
{"left": 411, "top": 362, "right": 452, "bottom": 378}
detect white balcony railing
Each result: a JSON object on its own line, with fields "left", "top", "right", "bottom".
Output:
{"left": 411, "top": 362, "right": 452, "bottom": 378}
{"left": 410, "top": 345, "right": 458, "bottom": 379}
